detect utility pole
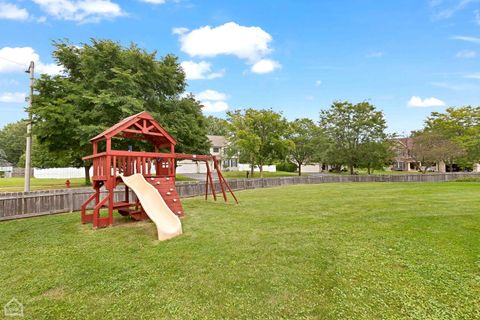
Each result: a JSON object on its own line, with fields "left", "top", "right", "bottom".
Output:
{"left": 24, "top": 61, "right": 34, "bottom": 193}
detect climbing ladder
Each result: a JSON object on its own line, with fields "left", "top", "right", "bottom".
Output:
{"left": 145, "top": 176, "right": 184, "bottom": 216}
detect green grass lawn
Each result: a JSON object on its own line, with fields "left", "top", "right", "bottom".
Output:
{"left": 0, "top": 177, "right": 88, "bottom": 192}
{"left": 1, "top": 182, "right": 480, "bottom": 319}
{"left": 222, "top": 170, "right": 301, "bottom": 179}
{"left": 0, "top": 175, "right": 193, "bottom": 192}
{"left": 331, "top": 168, "right": 423, "bottom": 175}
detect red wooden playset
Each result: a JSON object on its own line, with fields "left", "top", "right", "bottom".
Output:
{"left": 80, "top": 111, "right": 237, "bottom": 228}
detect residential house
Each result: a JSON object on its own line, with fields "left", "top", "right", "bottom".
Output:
{"left": 207, "top": 135, "right": 238, "bottom": 170}
{"left": 391, "top": 137, "right": 416, "bottom": 171}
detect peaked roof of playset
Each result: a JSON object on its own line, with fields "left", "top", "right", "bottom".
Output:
{"left": 90, "top": 111, "right": 176, "bottom": 146}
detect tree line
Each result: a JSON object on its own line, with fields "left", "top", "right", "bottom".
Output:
{"left": 206, "top": 101, "right": 392, "bottom": 177}
{"left": 0, "top": 39, "right": 478, "bottom": 180}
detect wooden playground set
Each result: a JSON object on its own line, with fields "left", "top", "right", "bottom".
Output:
{"left": 80, "top": 111, "right": 237, "bottom": 229}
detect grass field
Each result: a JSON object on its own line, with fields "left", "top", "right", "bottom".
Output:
{"left": 0, "top": 175, "right": 193, "bottom": 192}
{"left": 222, "top": 170, "right": 301, "bottom": 178}
{"left": 1, "top": 182, "right": 479, "bottom": 319}
{"left": 0, "top": 177, "right": 88, "bottom": 192}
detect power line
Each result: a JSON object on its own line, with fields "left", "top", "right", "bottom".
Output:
{"left": 0, "top": 56, "right": 28, "bottom": 66}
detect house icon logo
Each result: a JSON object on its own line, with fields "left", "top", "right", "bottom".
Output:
{"left": 4, "top": 298, "right": 23, "bottom": 317}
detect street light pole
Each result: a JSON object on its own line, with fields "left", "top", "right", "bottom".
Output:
{"left": 24, "top": 61, "right": 34, "bottom": 193}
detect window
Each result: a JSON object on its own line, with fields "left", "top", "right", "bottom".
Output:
{"left": 213, "top": 147, "right": 220, "bottom": 153}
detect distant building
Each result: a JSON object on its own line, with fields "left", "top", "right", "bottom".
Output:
{"left": 391, "top": 137, "right": 416, "bottom": 171}
{"left": 207, "top": 135, "right": 238, "bottom": 170}
{"left": 0, "top": 158, "right": 14, "bottom": 178}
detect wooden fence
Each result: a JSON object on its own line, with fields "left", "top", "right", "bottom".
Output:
{"left": 1, "top": 172, "right": 479, "bottom": 221}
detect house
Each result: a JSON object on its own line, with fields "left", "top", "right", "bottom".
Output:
{"left": 176, "top": 135, "right": 240, "bottom": 174}
{"left": 391, "top": 137, "right": 480, "bottom": 173}
{"left": 0, "top": 158, "right": 14, "bottom": 178}
{"left": 207, "top": 135, "right": 238, "bottom": 170}
{"left": 391, "top": 137, "right": 416, "bottom": 171}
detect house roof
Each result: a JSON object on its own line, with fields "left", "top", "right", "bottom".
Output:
{"left": 207, "top": 135, "right": 227, "bottom": 147}
{"left": 395, "top": 137, "right": 414, "bottom": 149}
{"left": 90, "top": 111, "right": 176, "bottom": 146}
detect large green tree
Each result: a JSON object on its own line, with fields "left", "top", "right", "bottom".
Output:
{"left": 425, "top": 106, "right": 480, "bottom": 164}
{"left": 288, "top": 118, "right": 327, "bottom": 176}
{"left": 411, "top": 130, "right": 466, "bottom": 173}
{"left": 320, "top": 101, "right": 388, "bottom": 174}
{"left": 31, "top": 39, "right": 210, "bottom": 184}
{"left": 205, "top": 115, "right": 229, "bottom": 136}
{"left": 227, "top": 108, "right": 292, "bottom": 177}
{"left": 0, "top": 120, "right": 27, "bottom": 166}
{"left": 358, "top": 140, "right": 394, "bottom": 174}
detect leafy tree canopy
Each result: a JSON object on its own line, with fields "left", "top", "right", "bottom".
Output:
{"left": 411, "top": 130, "right": 466, "bottom": 173}
{"left": 425, "top": 106, "right": 480, "bottom": 162}
{"left": 205, "top": 115, "right": 229, "bottom": 136}
{"left": 320, "top": 101, "right": 388, "bottom": 174}
{"left": 0, "top": 120, "right": 27, "bottom": 166}
{"left": 288, "top": 118, "right": 327, "bottom": 176}
{"left": 227, "top": 108, "right": 292, "bottom": 177}
{"left": 31, "top": 39, "right": 210, "bottom": 182}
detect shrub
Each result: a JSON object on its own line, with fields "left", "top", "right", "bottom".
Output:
{"left": 276, "top": 161, "right": 297, "bottom": 172}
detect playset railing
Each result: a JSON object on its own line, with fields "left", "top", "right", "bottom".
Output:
{"left": 83, "top": 151, "right": 214, "bottom": 181}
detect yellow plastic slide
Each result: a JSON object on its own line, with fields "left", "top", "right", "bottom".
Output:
{"left": 121, "top": 174, "right": 182, "bottom": 241}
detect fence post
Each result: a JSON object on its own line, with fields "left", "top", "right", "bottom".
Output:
{"left": 69, "top": 188, "right": 74, "bottom": 213}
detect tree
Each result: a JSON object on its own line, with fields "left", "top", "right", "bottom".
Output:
{"left": 31, "top": 39, "right": 210, "bottom": 184}
{"left": 411, "top": 131, "right": 465, "bottom": 173}
{"left": 320, "top": 101, "right": 388, "bottom": 174}
{"left": 0, "top": 148, "right": 8, "bottom": 166}
{"left": 205, "top": 115, "right": 229, "bottom": 136}
{"left": 358, "top": 140, "right": 394, "bottom": 174}
{"left": 227, "top": 109, "right": 292, "bottom": 177}
{"left": 425, "top": 106, "right": 480, "bottom": 166}
{"left": 18, "top": 137, "right": 71, "bottom": 168}
{"left": 0, "top": 120, "right": 27, "bottom": 166}
{"left": 288, "top": 118, "right": 326, "bottom": 176}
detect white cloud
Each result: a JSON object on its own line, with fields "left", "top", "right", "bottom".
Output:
{"left": 451, "top": 35, "right": 480, "bottom": 43}
{"left": 140, "top": 0, "right": 165, "bottom": 4}
{"left": 180, "top": 61, "right": 224, "bottom": 80}
{"left": 0, "top": 47, "right": 63, "bottom": 75}
{"left": 172, "top": 27, "right": 189, "bottom": 35}
{"left": 407, "top": 96, "right": 446, "bottom": 108}
{"left": 32, "top": 0, "right": 124, "bottom": 23}
{"left": 176, "top": 22, "right": 281, "bottom": 75}
{"left": 201, "top": 101, "right": 229, "bottom": 112}
{"left": 0, "top": 92, "right": 26, "bottom": 103}
{"left": 315, "top": 80, "right": 322, "bottom": 87}
{"left": 465, "top": 72, "right": 480, "bottom": 79}
{"left": 195, "top": 89, "right": 229, "bottom": 112}
{"left": 250, "top": 59, "right": 281, "bottom": 74}
{"left": 456, "top": 49, "right": 477, "bottom": 58}
{"left": 305, "top": 95, "right": 314, "bottom": 101}
{"left": 475, "top": 9, "right": 480, "bottom": 24}
{"left": 196, "top": 89, "right": 227, "bottom": 101}
{"left": 366, "top": 51, "right": 384, "bottom": 58}
{"left": 432, "top": 0, "right": 474, "bottom": 19}
{"left": 177, "top": 22, "right": 273, "bottom": 62}
{"left": 0, "top": 2, "right": 29, "bottom": 20}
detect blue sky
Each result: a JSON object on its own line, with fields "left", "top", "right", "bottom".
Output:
{"left": 0, "top": 0, "right": 479, "bottom": 134}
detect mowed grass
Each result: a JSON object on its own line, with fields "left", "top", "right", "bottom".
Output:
{"left": 0, "top": 177, "right": 88, "bottom": 192}
{"left": 0, "top": 175, "right": 193, "bottom": 192}
{"left": 1, "top": 182, "right": 480, "bottom": 319}
{"left": 222, "top": 170, "right": 301, "bottom": 178}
